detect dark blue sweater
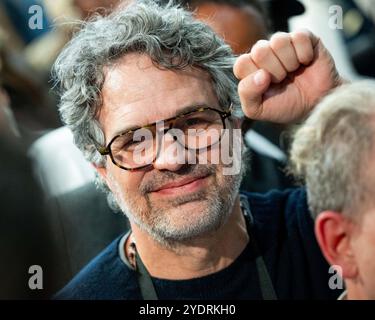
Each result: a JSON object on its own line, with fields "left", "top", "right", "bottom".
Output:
{"left": 55, "top": 188, "right": 342, "bottom": 300}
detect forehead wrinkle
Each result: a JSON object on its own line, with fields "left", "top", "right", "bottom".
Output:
{"left": 101, "top": 79, "right": 216, "bottom": 125}
{"left": 102, "top": 54, "right": 213, "bottom": 104}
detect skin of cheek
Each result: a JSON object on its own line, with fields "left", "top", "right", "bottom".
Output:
{"left": 105, "top": 160, "right": 149, "bottom": 215}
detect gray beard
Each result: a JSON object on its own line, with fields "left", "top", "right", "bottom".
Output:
{"left": 112, "top": 163, "right": 244, "bottom": 248}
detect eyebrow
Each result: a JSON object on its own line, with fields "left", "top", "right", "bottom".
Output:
{"left": 109, "top": 103, "right": 214, "bottom": 141}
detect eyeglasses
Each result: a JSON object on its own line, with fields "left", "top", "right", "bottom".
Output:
{"left": 97, "top": 104, "right": 233, "bottom": 170}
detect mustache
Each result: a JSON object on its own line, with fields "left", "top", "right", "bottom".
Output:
{"left": 139, "top": 164, "right": 216, "bottom": 195}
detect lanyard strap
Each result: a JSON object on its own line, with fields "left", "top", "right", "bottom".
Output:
{"left": 135, "top": 194, "right": 278, "bottom": 300}
{"left": 239, "top": 194, "right": 278, "bottom": 300}
{"left": 135, "top": 248, "right": 159, "bottom": 300}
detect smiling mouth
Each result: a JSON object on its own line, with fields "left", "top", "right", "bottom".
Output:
{"left": 151, "top": 174, "right": 210, "bottom": 196}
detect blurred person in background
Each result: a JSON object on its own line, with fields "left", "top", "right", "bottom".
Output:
{"left": 0, "top": 0, "right": 63, "bottom": 80}
{"left": 0, "top": 30, "right": 60, "bottom": 143}
{"left": 0, "top": 133, "right": 59, "bottom": 299}
{"left": 186, "top": 0, "right": 269, "bottom": 54}
{"left": 0, "top": 0, "right": 120, "bottom": 80}
{"left": 0, "top": 59, "right": 58, "bottom": 299}
{"left": 0, "top": 84, "right": 18, "bottom": 138}
{"left": 73, "top": 0, "right": 121, "bottom": 18}
{"left": 290, "top": 81, "right": 375, "bottom": 300}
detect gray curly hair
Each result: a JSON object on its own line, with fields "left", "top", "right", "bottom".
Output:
{"left": 290, "top": 81, "right": 375, "bottom": 219}
{"left": 53, "top": 0, "right": 241, "bottom": 168}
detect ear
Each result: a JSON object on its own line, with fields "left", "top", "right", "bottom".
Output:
{"left": 315, "top": 211, "right": 358, "bottom": 279}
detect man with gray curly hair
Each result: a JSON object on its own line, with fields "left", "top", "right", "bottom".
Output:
{"left": 290, "top": 81, "right": 375, "bottom": 300}
{"left": 54, "top": 0, "right": 343, "bottom": 299}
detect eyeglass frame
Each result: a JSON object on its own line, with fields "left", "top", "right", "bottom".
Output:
{"left": 97, "top": 103, "right": 234, "bottom": 171}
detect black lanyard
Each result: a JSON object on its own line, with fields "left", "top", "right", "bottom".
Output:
{"left": 134, "top": 194, "right": 278, "bottom": 300}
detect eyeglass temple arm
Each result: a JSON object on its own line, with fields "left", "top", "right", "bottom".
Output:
{"left": 221, "top": 102, "right": 234, "bottom": 117}
{"left": 98, "top": 146, "right": 110, "bottom": 155}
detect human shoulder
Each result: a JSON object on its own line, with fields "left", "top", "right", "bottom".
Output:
{"left": 242, "top": 188, "right": 308, "bottom": 223}
{"left": 241, "top": 188, "right": 312, "bottom": 247}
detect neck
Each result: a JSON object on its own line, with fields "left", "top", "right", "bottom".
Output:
{"left": 345, "top": 280, "right": 369, "bottom": 300}
{"left": 127, "top": 196, "right": 249, "bottom": 280}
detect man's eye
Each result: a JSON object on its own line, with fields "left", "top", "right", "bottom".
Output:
{"left": 123, "top": 135, "right": 149, "bottom": 150}
{"left": 123, "top": 139, "right": 141, "bottom": 150}
{"left": 185, "top": 118, "right": 206, "bottom": 126}
{"left": 123, "top": 140, "right": 138, "bottom": 149}
{"left": 112, "top": 135, "right": 136, "bottom": 152}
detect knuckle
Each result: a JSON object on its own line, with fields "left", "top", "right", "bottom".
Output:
{"left": 291, "top": 29, "right": 310, "bottom": 44}
{"left": 250, "top": 40, "right": 270, "bottom": 63}
{"left": 233, "top": 54, "right": 251, "bottom": 79}
{"left": 291, "top": 31, "right": 314, "bottom": 64}
{"left": 270, "top": 32, "right": 290, "bottom": 50}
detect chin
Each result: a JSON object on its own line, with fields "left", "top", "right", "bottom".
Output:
{"left": 167, "top": 206, "right": 223, "bottom": 235}
{"left": 166, "top": 199, "right": 209, "bottom": 220}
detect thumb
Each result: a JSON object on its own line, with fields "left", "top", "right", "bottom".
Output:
{"left": 238, "top": 69, "right": 271, "bottom": 119}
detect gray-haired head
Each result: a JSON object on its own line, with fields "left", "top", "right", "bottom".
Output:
{"left": 52, "top": 0, "right": 241, "bottom": 211}
{"left": 290, "top": 80, "right": 375, "bottom": 219}
{"left": 53, "top": 0, "right": 240, "bottom": 168}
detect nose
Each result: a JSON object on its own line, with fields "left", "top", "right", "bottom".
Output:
{"left": 152, "top": 131, "right": 188, "bottom": 172}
